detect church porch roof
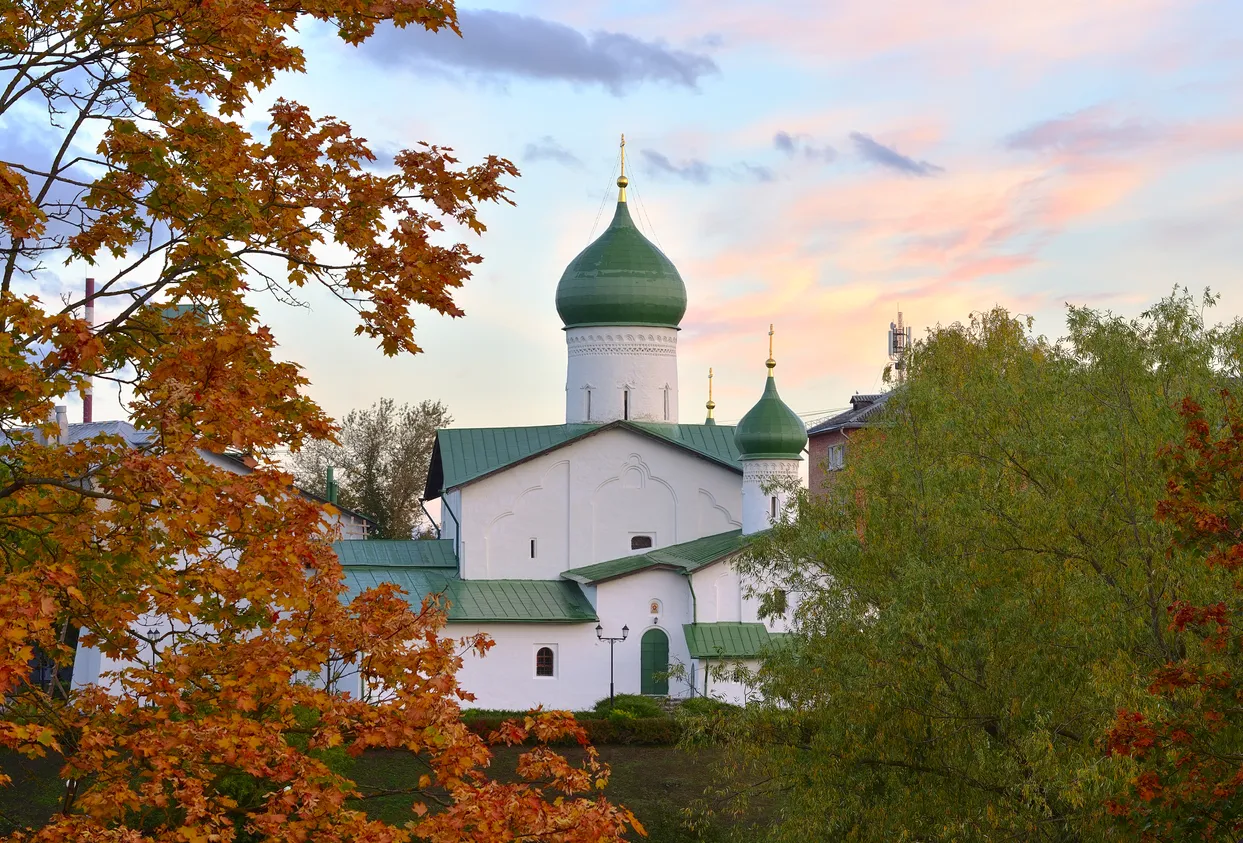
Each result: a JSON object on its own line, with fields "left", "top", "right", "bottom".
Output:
{"left": 561, "top": 529, "right": 749, "bottom": 585}
{"left": 683, "top": 622, "right": 789, "bottom": 660}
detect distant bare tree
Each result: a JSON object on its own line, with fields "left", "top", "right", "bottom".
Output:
{"left": 292, "top": 399, "right": 451, "bottom": 539}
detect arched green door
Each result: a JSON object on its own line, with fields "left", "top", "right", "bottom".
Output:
{"left": 640, "top": 627, "right": 669, "bottom": 696}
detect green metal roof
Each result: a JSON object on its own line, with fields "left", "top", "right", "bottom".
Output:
{"left": 332, "top": 539, "right": 457, "bottom": 568}
{"left": 342, "top": 565, "right": 455, "bottom": 606}
{"left": 629, "top": 422, "right": 743, "bottom": 468}
{"left": 562, "top": 529, "right": 747, "bottom": 584}
{"left": 440, "top": 579, "right": 597, "bottom": 623}
{"left": 425, "top": 421, "right": 742, "bottom": 498}
{"left": 335, "top": 539, "right": 596, "bottom": 623}
{"left": 683, "top": 622, "right": 784, "bottom": 659}
{"left": 735, "top": 373, "right": 808, "bottom": 460}
{"left": 340, "top": 564, "right": 597, "bottom": 624}
{"left": 556, "top": 200, "right": 687, "bottom": 329}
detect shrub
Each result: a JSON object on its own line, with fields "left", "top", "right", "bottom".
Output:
{"left": 678, "top": 696, "right": 740, "bottom": 716}
{"left": 582, "top": 716, "right": 681, "bottom": 746}
{"left": 592, "top": 693, "right": 665, "bottom": 719}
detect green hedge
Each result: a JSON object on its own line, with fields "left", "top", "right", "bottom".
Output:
{"left": 461, "top": 713, "right": 681, "bottom": 746}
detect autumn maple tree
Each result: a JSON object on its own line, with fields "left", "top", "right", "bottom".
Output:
{"left": 1107, "top": 389, "right": 1243, "bottom": 841}
{"left": 0, "top": 0, "right": 641, "bottom": 840}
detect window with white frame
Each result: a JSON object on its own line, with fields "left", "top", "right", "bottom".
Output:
{"left": 631, "top": 534, "right": 654, "bottom": 550}
{"left": 828, "top": 444, "right": 846, "bottom": 470}
{"left": 535, "top": 645, "right": 556, "bottom": 677}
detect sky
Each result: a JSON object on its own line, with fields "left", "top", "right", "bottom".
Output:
{"left": 21, "top": 0, "right": 1243, "bottom": 431}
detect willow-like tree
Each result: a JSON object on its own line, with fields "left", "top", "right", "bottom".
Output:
{"left": 717, "top": 291, "right": 1242, "bottom": 841}
{"left": 292, "top": 399, "right": 451, "bottom": 540}
{"left": 0, "top": 1, "right": 642, "bottom": 840}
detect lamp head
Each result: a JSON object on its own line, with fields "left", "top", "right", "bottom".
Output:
{"left": 621, "top": 625, "right": 629, "bottom": 640}
{"left": 595, "top": 624, "right": 603, "bottom": 640}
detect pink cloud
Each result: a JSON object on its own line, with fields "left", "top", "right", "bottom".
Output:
{"left": 622, "top": 0, "right": 1187, "bottom": 70}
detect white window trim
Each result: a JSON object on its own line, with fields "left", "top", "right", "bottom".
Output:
{"left": 828, "top": 444, "right": 845, "bottom": 470}
{"left": 630, "top": 532, "right": 656, "bottom": 551}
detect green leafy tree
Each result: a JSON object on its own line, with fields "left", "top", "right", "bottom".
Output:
{"left": 717, "top": 291, "right": 1243, "bottom": 841}
{"left": 291, "top": 398, "right": 450, "bottom": 539}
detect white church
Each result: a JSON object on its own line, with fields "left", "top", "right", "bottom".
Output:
{"left": 336, "top": 159, "right": 810, "bottom": 709}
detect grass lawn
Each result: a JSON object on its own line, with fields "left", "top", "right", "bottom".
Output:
{"left": 2, "top": 744, "right": 766, "bottom": 842}
{"left": 0, "top": 750, "right": 66, "bottom": 834}
{"left": 349, "top": 744, "right": 756, "bottom": 842}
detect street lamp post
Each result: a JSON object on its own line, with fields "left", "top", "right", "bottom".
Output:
{"left": 595, "top": 623, "right": 629, "bottom": 707}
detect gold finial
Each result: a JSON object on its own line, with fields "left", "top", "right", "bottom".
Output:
{"left": 617, "top": 133, "right": 629, "bottom": 202}
{"left": 706, "top": 367, "right": 716, "bottom": 419}
{"left": 766, "top": 324, "right": 776, "bottom": 375}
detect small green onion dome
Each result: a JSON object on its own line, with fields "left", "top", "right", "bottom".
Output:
{"left": 734, "top": 370, "right": 807, "bottom": 460}
{"left": 556, "top": 200, "right": 687, "bottom": 329}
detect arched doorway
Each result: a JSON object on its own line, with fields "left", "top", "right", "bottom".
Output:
{"left": 640, "top": 627, "right": 669, "bottom": 696}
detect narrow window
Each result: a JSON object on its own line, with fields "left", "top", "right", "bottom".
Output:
{"left": 833, "top": 444, "right": 846, "bottom": 469}
{"left": 663, "top": 386, "right": 670, "bottom": 421}
{"left": 586, "top": 389, "right": 592, "bottom": 421}
{"left": 623, "top": 389, "right": 630, "bottom": 420}
{"left": 770, "top": 496, "right": 778, "bottom": 519}
{"left": 631, "top": 535, "right": 653, "bottom": 550}
{"left": 535, "top": 646, "right": 554, "bottom": 677}
{"left": 530, "top": 538, "right": 537, "bottom": 558}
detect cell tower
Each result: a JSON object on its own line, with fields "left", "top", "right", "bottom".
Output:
{"left": 887, "top": 310, "right": 912, "bottom": 383}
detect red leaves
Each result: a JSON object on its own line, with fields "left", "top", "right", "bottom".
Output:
{"left": 1109, "top": 710, "right": 1157, "bottom": 758}
{"left": 1107, "top": 389, "right": 1243, "bottom": 839}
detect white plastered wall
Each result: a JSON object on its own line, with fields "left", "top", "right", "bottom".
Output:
{"left": 564, "top": 327, "right": 679, "bottom": 423}
{"left": 595, "top": 568, "right": 697, "bottom": 699}
{"left": 450, "top": 568, "right": 698, "bottom": 709}
{"left": 741, "top": 458, "right": 801, "bottom": 535}
{"left": 693, "top": 658, "right": 762, "bottom": 706}
{"left": 456, "top": 427, "right": 741, "bottom": 580}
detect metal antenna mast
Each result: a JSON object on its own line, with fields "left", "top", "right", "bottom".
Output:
{"left": 888, "top": 309, "right": 912, "bottom": 383}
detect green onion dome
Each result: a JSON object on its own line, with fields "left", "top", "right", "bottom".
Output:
{"left": 734, "top": 367, "right": 807, "bottom": 460}
{"left": 556, "top": 200, "right": 687, "bottom": 329}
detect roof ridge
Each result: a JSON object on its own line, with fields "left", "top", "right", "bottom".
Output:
{"left": 562, "top": 528, "right": 747, "bottom": 585}
{"left": 427, "top": 421, "right": 743, "bottom": 498}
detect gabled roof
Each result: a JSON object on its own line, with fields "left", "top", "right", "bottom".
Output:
{"left": 4, "top": 420, "right": 378, "bottom": 527}
{"left": 68, "top": 420, "right": 156, "bottom": 448}
{"left": 683, "top": 622, "right": 788, "bottom": 659}
{"left": 807, "top": 392, "right": 892, "bottom": 437}
{"left": 1, "top": 419, "right": 156, "bottom": 449}
{"left": 562, "top": 529, "right": 748, "bottom": 585}
{"left": 335, "top": 540, "right": 598, "bottom": 623}
{"left": 425, "top": 421, "right": 742, "bottom": 499}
